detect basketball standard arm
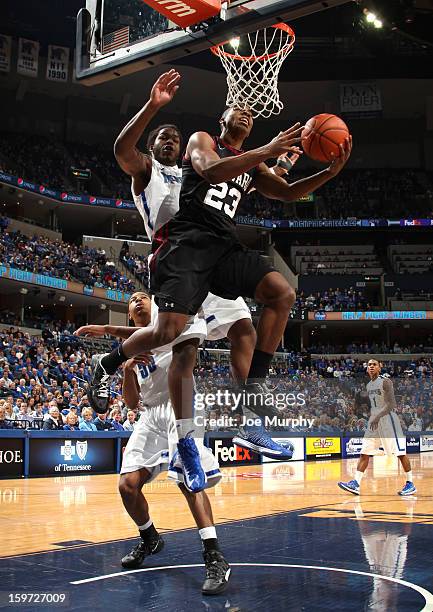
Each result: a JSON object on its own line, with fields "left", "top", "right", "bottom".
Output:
{"left": 114, "top": 69, "right": 181, "bottom": 181}
{"left": 187, "top": 124, "right": 304, "bottom": 184}
{"left": 253, "top": 136, "right": 352, "bottom": 202}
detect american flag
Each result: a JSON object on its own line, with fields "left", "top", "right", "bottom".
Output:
{"left": 102, "top": 26, "right": 130, "bottom": 54}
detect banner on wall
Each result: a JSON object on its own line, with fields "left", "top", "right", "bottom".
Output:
{"left": 46, "top": 45, "right": 70, "bottom": 82}
{"left": 208, "top": 437, "right": 261, "bottom": 467}
{"left": 261, "top": 438, "right": 304, "bottom": 463}
{"left": 420, "top": 435, "right": 433, "bottom": 452}
{"left": 340, "top": 82, "right": 382, "bottom": 118}
{"left": 306, "top": 437, "right": 341, "bottom": 460}
{"left": 0, "top": 438, "right": 24, "bottom": 478}
{"left": 342, "top": 437, "right": 364, "bottom": 458}
{"left": 0, "top": 35, "right": 12, "bottom": 73}
{"left": 28, "top": 437, "right": 116, "bottom": 476}
{"left": 17, "top": 38, "right": 39, "bottom": 77}
{"left": 406, "top": 436, "right": 420, "bottom": 454}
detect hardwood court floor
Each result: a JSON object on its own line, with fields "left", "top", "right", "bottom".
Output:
{"left": 1, "top": 454, "right": 433, "bottom": 611}
{"left": 1, "top": 454, "right": 432, "bottom": 558}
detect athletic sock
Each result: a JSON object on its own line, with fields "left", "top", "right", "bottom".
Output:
{"left": 247, "top": 349, "right": 273, "bottom": 381}
{"left": 355, "top": 471, "right": 364, "bottom": 483}
{"left": 176, "top": 417, "right": 195, "bottom": 440}
{"left": 138, "top": 519, "right": 159, "bottom": 542}
{"left": 199, "top": 526, "right": 219, "bottom": 552}
{"left": 405, "top": 470, "right": 413, "bottom": 483}
{"left": 101, "top": 345, "right": 127, "bottom": 374}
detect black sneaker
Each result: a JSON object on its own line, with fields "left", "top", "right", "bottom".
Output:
{"left": 240, "top": 381, "right": 280, "bottom": 419}
{"left": 202, "top": 550, "right": 231, "bottom": 595}
{"left": 121, "top": 536, "right": 164, "bottom": 569}
{"left": 89, "top": 354, "right": 114, "bottom": 414}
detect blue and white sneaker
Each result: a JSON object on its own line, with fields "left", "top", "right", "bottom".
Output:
{"left": 338, "top": 480, "right": 360, "bottom": 495}
{"left": 175, "top": 433, "right": 207, "bottom": 493}
{"left": 398, "top": 481, "right": 417, "bottom": 496}
{"left": 89, "top": 354, "right": 114, "bottom": 414}
{"left": 233, "top": 431, "right": 294, "bottom": 461}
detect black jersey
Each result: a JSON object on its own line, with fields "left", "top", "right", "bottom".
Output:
{"left": 179, "top": 136, "right": 258, "bottom": 235}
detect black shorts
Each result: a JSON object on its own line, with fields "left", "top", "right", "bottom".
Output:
{"left": 149, "top": 219, "right": 275, "bottom": 315}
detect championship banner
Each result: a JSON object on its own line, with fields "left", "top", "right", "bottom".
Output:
{"left": 0, "top": 35, "right": 12, "bottom": 73}
{"left": 340, "top": 83, "right": 382, "bottom": 118}
{"left": 306, "top": 437, "right": 341, "bottom": 460}
{"left": 17, "top": 38, "right": 39, "bottom": 77}
{"left": 46, "top": 45, "right": 70, "bottom": 82}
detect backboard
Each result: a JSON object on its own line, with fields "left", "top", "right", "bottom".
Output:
{"left": 76, "top": 0, "right": 350, "bottom": 85}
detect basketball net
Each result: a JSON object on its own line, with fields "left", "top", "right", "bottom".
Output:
{"left": 210, "top": 23, "right": 295, "bottom": 119}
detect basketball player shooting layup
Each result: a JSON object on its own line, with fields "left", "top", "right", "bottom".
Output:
{"left": 84, "top": 68, "right": 351, "bottom": 486}
{"left": 338, "top": 359, "right": 416, "bottom": 496}
{"left": 119, "top": 290, "right": 230, "bottom": 596}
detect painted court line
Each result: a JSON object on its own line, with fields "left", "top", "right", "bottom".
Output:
{"left": 70, "top": 562, "right": 433, "bottom": 611}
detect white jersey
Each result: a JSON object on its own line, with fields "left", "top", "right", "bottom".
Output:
{"left": 366, "top": 375, "right": 388, "bottom": 415}
{"left": 132, "top": 158, "right": 182, "bottom": 241}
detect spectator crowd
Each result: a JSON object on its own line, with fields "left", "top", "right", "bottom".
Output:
{"left": 0, "top": 228, "right": 136, "bottom": 293}
{"left": 1, "top": 131, "right": 432, "bottom": 221}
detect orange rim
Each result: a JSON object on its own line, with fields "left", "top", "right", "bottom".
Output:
{"left": 210, "top": 23, "right": 295, "bottom": 62}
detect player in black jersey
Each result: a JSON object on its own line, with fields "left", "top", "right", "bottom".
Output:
{"left": 89, "top": 103, "right": 351, "bottom": 424}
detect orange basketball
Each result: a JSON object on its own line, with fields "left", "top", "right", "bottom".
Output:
{"left": 301, "top": 113, "right": 350, "bottom": 162}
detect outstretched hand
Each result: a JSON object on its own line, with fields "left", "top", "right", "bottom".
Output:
{"left": 74, "top": 325, "right": 106, "bottom": 337}
{"left": 267, "top": 123, "right": 305, "bottom": 158}
{"left": 328, "top": 135, "right": 352, "bottom": 176}
{"left": 150, "top": 69, "right": 181, "bottom": 108}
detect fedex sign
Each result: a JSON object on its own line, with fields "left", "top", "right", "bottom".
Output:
{"left": 209, "top": 437, "right": 261, "bottom": 467}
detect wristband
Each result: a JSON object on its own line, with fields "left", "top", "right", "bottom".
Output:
{"left": 276, "top": 158, "right": 293, "bottom": 172}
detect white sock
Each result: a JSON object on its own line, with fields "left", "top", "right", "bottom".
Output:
{"left": 137, "top": 518, "right": 153, "bottom": 532}
{"left": 176, "top": 417, "right": 195, "bottom": 439}
{"left": 355, "top": 471, "right": 364, "bottom": 484}
{"left": 405, "top": 470, "right": 413, "bottom": 483}
{"left": 199, "top": 526, "right": 217, "bottom": 541}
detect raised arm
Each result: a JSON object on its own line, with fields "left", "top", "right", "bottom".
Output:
{"left": 187, "top": 123, "right": 304, "bottom": 185}
{"left": 114, "top": 69, "right": 181, "bottom": 192}
{"left": 253, "top": 136, "right": 352, "bottom": 202}
{"left": 74, "top": 324, "right": 138, "bottom": 339}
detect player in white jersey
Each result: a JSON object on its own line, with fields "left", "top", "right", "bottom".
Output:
{"left": 338, "top": 359, "right": 416, "bottom": 496}
{"left": 114, "top": 70, "right": 294, "bottom": 461}
{"left": 118, "top": 291, "right": 230, "bottom": 596}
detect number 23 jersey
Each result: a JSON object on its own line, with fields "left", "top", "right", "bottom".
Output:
{"left": 179, "top": 136, "right": 258, "bottom": 236}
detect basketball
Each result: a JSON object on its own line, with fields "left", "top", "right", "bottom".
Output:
{"left": 301, "top": 113, "right": 350, "bottom": 162}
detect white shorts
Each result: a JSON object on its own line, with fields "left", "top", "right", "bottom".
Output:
{"left": 120, "top": 403, "right": 221, "bottom": 487}
{"left": 202, "top": 293, "right": 251, "bottom": 341}
{"left": 361, "top": 412, "right": 406, "bottom": 457}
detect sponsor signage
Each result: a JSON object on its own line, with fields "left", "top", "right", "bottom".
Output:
{"left": 342, "top": 437, "right": 364, "bottom": 458}
{"left": 0, "top": 438, "right": 24, "bottom": 478}
{"left": 406, "top": 436, "right": 420, "bottom": 454}
{"left": 209, "top": 437, "right": 261, "bottom": 467}
{"left": 306, "top": 437, "right": 341, "bottom": 460}
{"left": 340, "top": 82, "right": 382, "bottom": 118}
{"left": 262, "top": 437, "right": 304, "bottom": 463}
{"left": 29, "top": 438, "right": 116, "bottom": 476}
{"left": 420, "top": 435, "right": 433, "bottom": 453}
{"left": 308, "top": 311, "right": 432, "bottom": 322}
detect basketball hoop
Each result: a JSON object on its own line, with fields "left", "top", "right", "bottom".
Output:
{"left": 210, "top": 23, "right": 295, "bottom": 119}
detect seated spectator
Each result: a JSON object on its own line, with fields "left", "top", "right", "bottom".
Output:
{"left": 63, "top": 411, "right": 79, "bottom": 431}
{"left": 93, "top": 411, "right": 112, "bottom": 431}
{"left": 109, "top": 408, "right": 124, "bottom": 431}
{"left": 43, "top": 405, "right": 63, "bottom": 430}
{"left": 79, "top": 407, "right": 97, "bottom": 431}
{"left": 123, "top": 410, "right": 136, "bottom": 431}
{"left": 0, "top": 405, "right": 13, "bottom": 428}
